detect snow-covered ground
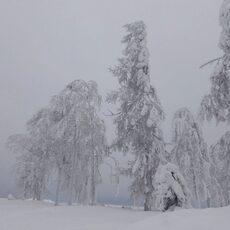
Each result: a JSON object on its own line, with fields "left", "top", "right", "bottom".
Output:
{"left": 0, "top": 198, "right": 229, "bottom": 230}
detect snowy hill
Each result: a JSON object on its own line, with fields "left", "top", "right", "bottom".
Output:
{"left": 0, "top": 199, "right": 229, "bottom": 230}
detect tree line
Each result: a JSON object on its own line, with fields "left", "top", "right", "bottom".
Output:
{"left": 7, "top": 0, "right": 230, "bottom": 211}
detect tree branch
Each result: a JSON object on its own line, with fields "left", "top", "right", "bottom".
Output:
{"left": 199, "top": 56, "right": 225, "bottom": 69}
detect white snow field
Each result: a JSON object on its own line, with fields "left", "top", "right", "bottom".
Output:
{"left": 0, "top": 198, "right": 229, "bottom": 230}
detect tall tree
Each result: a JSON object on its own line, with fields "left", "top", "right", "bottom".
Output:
{"left": 51, "top": 80, "right": 107, "bottom": 205}
{"left": 108, "top": 21, "right": 165, "bottom": 211}
{"left": 200, "top": 0, "right": 230, "bottom": 123}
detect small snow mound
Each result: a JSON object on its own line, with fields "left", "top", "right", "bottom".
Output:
{"left": 42, "top": 199, "right": 55, "bottom": 204}
{"left": 8, "top": 194, "right": 15, "bottom": 200}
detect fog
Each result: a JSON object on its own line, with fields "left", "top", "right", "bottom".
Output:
{"left": 0, "top": 0, "right": 228, "bottom": 203}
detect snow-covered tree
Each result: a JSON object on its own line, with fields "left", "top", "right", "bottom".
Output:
{"left": 86, "top": 110, "right": 107, "bottom": 205}
{"left": 154, "top": 163, "right": 191, "bottom": 211}
{"left": 171, "top": 108, "right": 217, "bottom": 208}
{"left": 198, "top": 0, "right": 230, "bottom": 208}
{"left": 25, "top": 108, "right": 54, "bottom": 200}
{"left": 51, "top": 80, "right": 107, "bottom": 205}
{"left": 49, "top": 136, "right": 70, "bottom": 206}
{"left": 108, "top": 21, "right": 165, "bottom": 211}
{"left": 209, "top": 131, "right": 230, "bottom": 206}
{"left": 8, "top": 79, "right": 107, "bottom": 205}
{"left": 200, "top": 0, "right": 230, "bottom": 123}
{"left": 7, "top": 107, "right": 55, "bottom": 200}
{"left": 7, "top": 134, "right": 36, "bottom": 199}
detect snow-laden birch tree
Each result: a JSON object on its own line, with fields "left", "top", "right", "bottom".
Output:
{"left": 51, "top": 80, "right": 107, "bottom": 205}
{"left": 7, "top": 134, "right": 37, "bottom": 199}
{"left": 209, "top": 131, "right": 230, "bottom": 206}
{"left": 8, "top": 79, "right": 107, "bottom": 205}
{"left": 7, "top": 108, "right": 53, "bottom": 200}
{"left": 200, "top": 0, "right": 230, "bottom": 123}
{"left": 171, "top": 108, "right": 221, "bottom": 207}
{"left": 108, "top": 21, "right": 165, "bottom": 211}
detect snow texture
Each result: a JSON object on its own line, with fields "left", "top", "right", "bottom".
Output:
{"left": 0, "top": 199, "right": 229, "bottom": 230}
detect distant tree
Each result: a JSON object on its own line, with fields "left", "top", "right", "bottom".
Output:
{"left": 154, "top": 163, "right": 191, "bottom": 211}
{"left": 199, "top": 0, "right": 230, "bottom": 123}
{"left": 108, "top": 21, "right": 165, "bottom": 211}
{"left": 7, "top": 109, "right": 53, "bottom": 201}
{"left": 171, "top": 108, "right": 219, "bottom": 208}
{"left": 7, "top": 134, "right": 36, "bottom": 199}
{"left": 209, "top": 131, "right": 230, "bottom": 206}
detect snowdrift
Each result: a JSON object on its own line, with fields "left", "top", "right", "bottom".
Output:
{"left": 123, "top": 206, "right": 229, "bottom": 230}
{"left": 0, "top": 199, "right": 229, "bottom": 230}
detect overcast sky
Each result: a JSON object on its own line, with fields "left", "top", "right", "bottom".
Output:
{"left": 0, "top": 0, "right": 228, "bottom": 202}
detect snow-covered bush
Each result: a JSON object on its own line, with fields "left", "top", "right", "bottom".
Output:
{"left": 154, "top": 163, "right": 190, "bottom": 211}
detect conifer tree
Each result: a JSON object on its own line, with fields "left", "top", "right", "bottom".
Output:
{"left": 108, "top": 21, "right": 165, "bottom": 211}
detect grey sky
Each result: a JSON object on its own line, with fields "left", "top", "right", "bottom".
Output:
{"left": 0, "top": 0, "right": 228, "bottom": 202}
